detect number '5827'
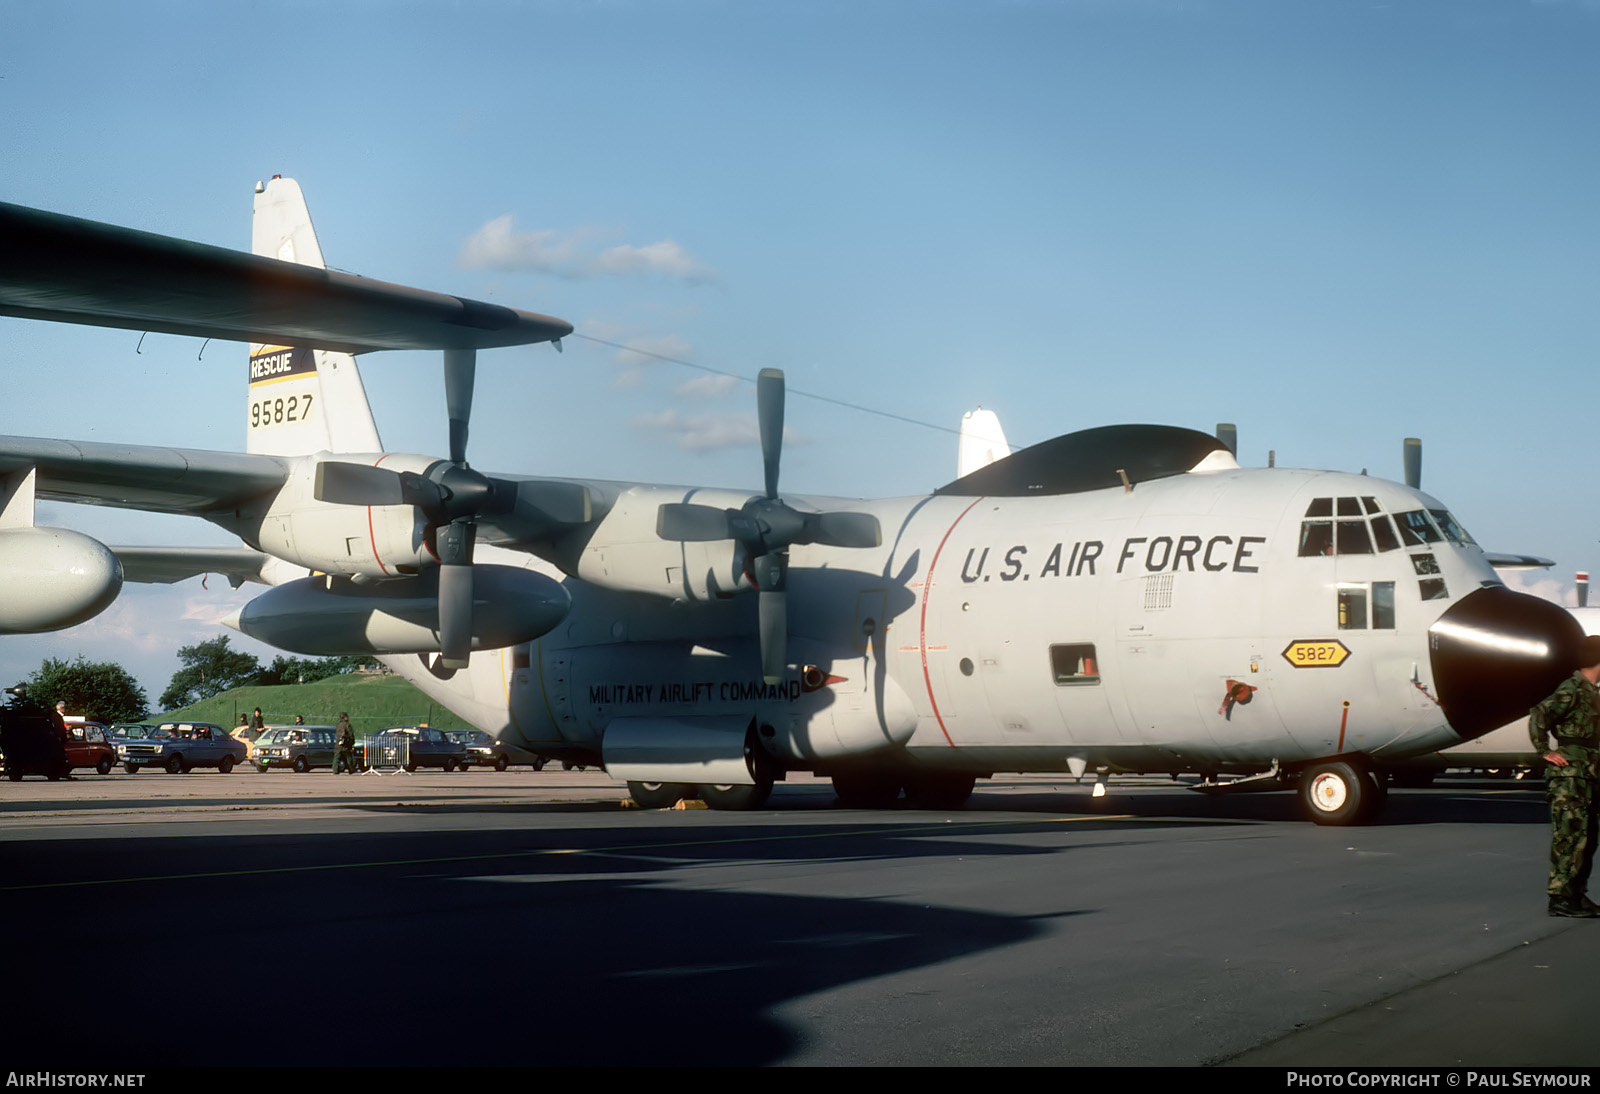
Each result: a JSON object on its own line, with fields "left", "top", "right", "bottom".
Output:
{"left": 250, "top": 394, "right": 313, "bottom": 428}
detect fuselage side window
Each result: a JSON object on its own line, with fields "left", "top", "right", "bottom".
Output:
{"left": 1337, "top": 585, "right": 1369, "bottom": 630}
{"left": 1419, "top": 578, "right": 1449, "bottom": 601}
{"left": 1049, "top": 644, "right": 1101, "bottom": 687}
{"left": 1372, "top": 582, "right": 1396, "bottom": 628}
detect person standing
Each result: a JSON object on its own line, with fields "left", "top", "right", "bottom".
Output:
{"left": 1529, "top": 635, "right": 1600, "bottom": 918}
{"left": 334, "top": 711, "right": 356, "bottom": 775}
{"left": 250, "top": 707, "right": 265, "bottom": 733}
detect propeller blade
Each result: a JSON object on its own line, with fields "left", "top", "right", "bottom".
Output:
{"left": 658, "top": 503, "right": 735, "bottom": 542}
{"left": 758, "top": 588, "right": 787, "bottom": 685}
{"left": 757, "top": 368, "right": 785, "bottom": 499}
{"left": 445, "top": 348, "right": 476, "bottom": 466}
{"left": 805, "top": 511, "right": 882, "bottom": 549}
{"left": 437, "top": 561, "right": 473, "bottom": 669}
{"left": 1403, "top": 437, "right": 1422, "bottom": 490}
{"left": 314, "top": 461, "right": 407, "bottom": 507}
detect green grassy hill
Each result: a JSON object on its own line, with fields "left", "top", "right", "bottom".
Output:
{"left": 162, "top": 673, "right": 476, "bottom": 734}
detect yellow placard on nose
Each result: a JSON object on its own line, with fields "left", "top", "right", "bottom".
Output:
{"left": 1281, "top": 640, "right": 1351, "bottom": 668}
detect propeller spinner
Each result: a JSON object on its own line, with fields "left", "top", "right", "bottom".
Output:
{"left": 656, "top": 369, "right": 881, "bottom": 683}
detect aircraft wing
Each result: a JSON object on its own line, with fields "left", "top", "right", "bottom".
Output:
{"left": 0, "top": 200, "right": 571, "bottom": 354}
{"left": 114, "top": 546, "right": 275, "bottom": 588}
{"left": 0, "top": 436, "right": 289, "bottom": 514}
{"left": 1485, "top": 553, "right": 1555, "bottom": 571}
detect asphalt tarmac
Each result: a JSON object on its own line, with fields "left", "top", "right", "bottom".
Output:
{"left": 1, "top": 768, "right": 1593, "bottom": 1068}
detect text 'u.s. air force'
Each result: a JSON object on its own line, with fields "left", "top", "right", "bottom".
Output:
{"left": 960, "top": 535, "right": 1267, "bottom": 583}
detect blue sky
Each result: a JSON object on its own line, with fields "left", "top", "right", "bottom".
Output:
{"left": 3, "top": 0, "right": 1597, "bottom": 702}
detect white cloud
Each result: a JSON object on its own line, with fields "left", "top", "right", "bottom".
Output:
{"left": 633, "top": 410, "right": 805, "bottom": 453}
{"left": 459, "top": 215, "right": 717, "bottom": 284}
{"left": 1500, "top": 568, "right": 1575, "bottom": 608}
{"left": 675, "top": 374, "right": 742, "bottom": 399}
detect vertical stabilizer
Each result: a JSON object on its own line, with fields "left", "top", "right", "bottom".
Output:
{"left": 957, "top": 407, "right": 1012, "bottom": 478}
{"left": 247, "top": 177, "right": 382, "bottom": 456}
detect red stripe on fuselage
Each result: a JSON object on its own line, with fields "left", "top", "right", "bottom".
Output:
{"left": 920, "top": 497, "right": 985, "bottom": 747}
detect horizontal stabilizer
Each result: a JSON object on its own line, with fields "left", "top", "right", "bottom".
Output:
{"left": 0, "top": 200, "right": 572, "bottom": 354}
{"left": 1484, "top": 553, "right": 1555, "bottom": 572}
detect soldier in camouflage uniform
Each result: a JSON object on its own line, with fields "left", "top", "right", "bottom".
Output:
{"left": 1528, "top": 635, "right": 1600, "bottom": 918}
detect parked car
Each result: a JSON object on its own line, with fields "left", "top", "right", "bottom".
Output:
{"left": 254, "top": 726, "right": 341, "bottom": 772}
{"left": 117, "top": 722, "right": 247, "bottom": 774}
{"left": 445, "top": 729, "right": 547, "bottom": 771}
{"left": 60, "top": 720, "right": 119, "bottom": 776}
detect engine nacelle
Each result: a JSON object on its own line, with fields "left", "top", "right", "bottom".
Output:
{"left": 0, "top": 527, "right": 123, "bottom": 634}
{"left": 230, "top": 564, "right": 569, "bottom": 656}
{"left": 250, "top": 453, "right": 438, "bottom": 578}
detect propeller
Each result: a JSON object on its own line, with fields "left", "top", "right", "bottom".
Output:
{"left": 656, "top": 368, "right": 881, "bottom": 683}
{"left": 1403, "top": 437, "right": 1422, "bottom": 490}
{"left": 314, "top": 347, "right": 590, "bottom": 669}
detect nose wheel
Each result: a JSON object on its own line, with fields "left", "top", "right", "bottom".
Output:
{"left": 1297, "top": 759, "right": 1387, "bottom": 826}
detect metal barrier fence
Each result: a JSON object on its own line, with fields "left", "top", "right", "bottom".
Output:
{"left": 359, "top": 733, "right": 413, "bottom": 775}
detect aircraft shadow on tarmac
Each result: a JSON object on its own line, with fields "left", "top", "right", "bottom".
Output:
{"left": 4, "top": 820, "right": 1104, "bottom": 1067}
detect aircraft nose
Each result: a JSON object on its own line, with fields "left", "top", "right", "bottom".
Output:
{"left": 1428, "top": 586, "right": 1584, "bottom": 741}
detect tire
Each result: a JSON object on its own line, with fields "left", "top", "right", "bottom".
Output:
{"left": 1297, "top": 760, "right": 1380, "bottom": 826}
{"left": 96, "top": 756, "right": 113, "bottom": 776}
{"left": 165, "top": 754, "right": 185, "bottom": 775}
{"left": 404, "top": 763, "right": 417, "bottom": 772}
{"left": 562, "top": 761, "right": 576, "bottom": 771}
{"left": 495, "top": 755, "right": 508, "bottom": 772}
{"left": 125, "top": 763, "right": 139, "bottom": 775}
{"left": 698, "top": 782, "right": 773, "bottom": 811}
{"left": 627, "top": 781, "right": 691, "bottom": 809}
{"left": 256, "top": 764, "right": 270, "bottom": 773}
{"left": 293, "top": 756, "right": 309, "bottom": 774}
{"left": 218, "top": 756, "right": 235, "bottom": 774}
{"left": 531, "top": 758, "right": 546, "bottom": 772}
{"left": 7, "top": 770, "right": 22, "bottom": 782}
{"left": 903, "top": 773, "right": 976, "bottom": 810}
{"left": 831, "top": 771, "right": 903, "bottom": 809}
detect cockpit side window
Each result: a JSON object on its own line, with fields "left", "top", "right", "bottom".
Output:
{"left": 1395, "top": 510, "right": 1442, "bottom": 546}
{"left": 1336, "top": 521, "right": 1374, "bottom": 554}
{"left": 1298, "top": 521, "right": 1334, "bottom": 557}
{"left": 1429, "top": 510, "right": 1476, "bottom": 547}
{"left": 1370, "top": 515, "right": 1400, "bottom": 552}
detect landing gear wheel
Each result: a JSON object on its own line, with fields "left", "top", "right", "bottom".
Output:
{"left": 627, "top": 781, "right": 692, "bottom": 809}
{"left": 831, "top": 772, "right": 903, "bottom": 809}
{"left": 96, "top": 757, "right": 113, "bottom": 776}
{"left": 1298, "top": 760, "right": 1379, "bottom": 826}
{"left": 903, "top": 773, "right": 976, "bottom": 810}
{"left": 698, "top": 782, "right": 773, "bottom": 811}
{"left": 166, "top": 754, "right": 185, "bottom": 775}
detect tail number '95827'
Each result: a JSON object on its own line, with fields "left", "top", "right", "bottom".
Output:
{"left": 250, "top": 394, "right": 314, "bottom": 429}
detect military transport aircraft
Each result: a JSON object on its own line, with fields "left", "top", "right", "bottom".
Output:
{"left": 0, "top": 177, "right": 1584, "bottom": 824}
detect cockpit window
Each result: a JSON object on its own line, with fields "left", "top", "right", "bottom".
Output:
{"left": 1298, "top": 521, "right": 1333, "bottom": 557}
{"left": 1304, "top": 498, "right": 1332, "bottom": 518}
{"left": 1370, "top": 515, "right": 1400, "bottom": 552}
{"left": 1336, "top": 521, "right": 1374, "bottom": 554}
{"left": 1395, "top": 510, "right": 1442, "bottom": 546}
{"left": 1429, "top": 510, "right": 1476, "bottom": 547}
{"left": 1362, "top": 496, "right": 1383, "bottom": 514}
{"left": 1336, "top": 497, "right": 1363, "bottom": 517}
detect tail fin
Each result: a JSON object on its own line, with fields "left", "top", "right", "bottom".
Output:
{"left": 956, "top": 407, "right": 1011, "bottom": 478}
{"left": 247, "top": 176, "right": 382, "bottom": 456}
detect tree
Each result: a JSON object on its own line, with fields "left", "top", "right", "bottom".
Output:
{"left": 159, "top": 635, "right": 262, "bottom": 710}
{"left": 27, "top": 657, "right": 149, "bottom": 724}
{"left": 257, "top": 654, "right": 374, "bottom": 687}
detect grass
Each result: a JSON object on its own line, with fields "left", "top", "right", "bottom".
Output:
{"left": 160, "top": 673, "right": 477, "bottom": 733}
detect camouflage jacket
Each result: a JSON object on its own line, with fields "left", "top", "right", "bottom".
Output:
{"left": 1529, "top": 671, "right": 1600, "bottom": 779}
